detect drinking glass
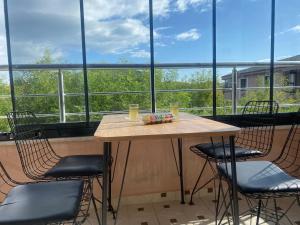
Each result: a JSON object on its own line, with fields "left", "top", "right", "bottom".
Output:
{"left": 170, "top": 102, "right": 179, "bottom": 118}
{"left": 129, "top": 104, "right": 139, "bottom": 121}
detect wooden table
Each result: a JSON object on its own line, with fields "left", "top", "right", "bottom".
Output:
{"left": 94, "top": 113, "right": 241, "bottom": 225}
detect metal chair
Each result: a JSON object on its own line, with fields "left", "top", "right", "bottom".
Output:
{"left": 7, "top": 111, "right": 114, "bottom": 224}
{"left": 273, "top": 109, "right": 300, "bottom": 177}
{"left": 216, "top": 115, "right": 300, "bottom": 225}
{"left": 0, "top": 161, "right": 91, "bottom": 225}
{"left": 189, "top": 101, "right": 279, "bottom": 205}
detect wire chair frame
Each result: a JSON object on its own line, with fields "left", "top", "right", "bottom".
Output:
{"left": 273, "top": 116, "right": 300, "bottom": 178}
{"left": 234, "top": 101, "right": 279, "bottom": 157}
{"left": 7, "top": 111, "right": 111, "bottom": 224}
{"left": 0, "top": 161, "right": 91, "bottom": 225}
{"left": 0, "top": 162, "right": 20, "bottom": 199}
{"left": 216, "top": 111, "right": 300, "bottom": 225}
{"left": 188, "top": 101, "right": 279, "bottom": 205}
{"left": 14, "top": 128, "right": 61, "bottom": 180}
{"left": 7, "top": 111, "right": 41, "bottom": 134}
{"left": 6, "top": 111, "right": 60, "bottom": 180}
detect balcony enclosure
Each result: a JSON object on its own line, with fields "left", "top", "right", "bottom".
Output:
{"left": 0, "top": 0, "right": 299, "bottom": 133}
{"left": 0, "top": 0, "right": 300, "bottom": 225}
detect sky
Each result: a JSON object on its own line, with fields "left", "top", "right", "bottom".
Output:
{"left": 0, "top": 0, "right": 299, "bottom": 66}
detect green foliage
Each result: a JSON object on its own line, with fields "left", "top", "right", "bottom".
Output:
{"left": 0, "top": 52, "right": 299, "bottom": 131}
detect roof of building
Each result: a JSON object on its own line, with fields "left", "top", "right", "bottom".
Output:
{"left": 222, "top": 55, "right": 300, "bottom": 80}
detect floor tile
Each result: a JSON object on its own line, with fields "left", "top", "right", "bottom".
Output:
{"left": 83, "top": 195, "right": 300, "bottom": 225}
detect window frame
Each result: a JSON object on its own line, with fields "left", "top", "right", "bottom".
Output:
{"left": 1, "top": 0, "right": 300, "bottom": 138}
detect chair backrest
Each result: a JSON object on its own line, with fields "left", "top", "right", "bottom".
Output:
{"left": 7, "top": 111, "right": 60, "bottom": 180}
{"left": 274, "top": 110, "right": 300, "bottom": 178}
{"left": 241, "top": 100, "right": 278, "bottom": 115}
{"left": 7, "top": 111, "right": 41, "bottom": 134}
{"left": 0, "top": 162, "right": 18, "bottom": 201}
{"left": 13, "top": 129, "right": 60, "bottom": 180}
{"left": 235, "top": 101, "right": 279, "bottom": 156}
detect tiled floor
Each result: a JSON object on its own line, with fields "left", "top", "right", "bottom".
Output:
{"left": 84, "top": 194, "right": 300, "bottom": 225}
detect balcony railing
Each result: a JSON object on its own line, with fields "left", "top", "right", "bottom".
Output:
{"left": 0, "top": 61, "right": 300, "bottom": 123}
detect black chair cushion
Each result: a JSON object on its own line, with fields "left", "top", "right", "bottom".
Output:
{"left": 45, "top": 155, "right": 104, "bottom": 178}
{"left": 193, "top": 143, "right": 262, "bottom": 159}
{"left": 0, "top": 180, "right": 83, "bottom": 225}
{"left": 218, "top": 161, "right": 300, "bottom": 194}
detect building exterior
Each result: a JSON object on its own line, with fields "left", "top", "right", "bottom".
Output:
{"left": 222, "top": 55, "right": 300, "bottom": 100}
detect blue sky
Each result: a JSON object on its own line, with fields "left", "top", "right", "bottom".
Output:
{"left": 0, "top": 0, "right": 299, "bottom": 66}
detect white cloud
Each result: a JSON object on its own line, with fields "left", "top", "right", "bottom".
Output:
{"left": 85, "top": 0, "right": 170, "bottom": 21}
{"left": 0, "top": 36, "right": 8, "bottom": 65}
{"left": 290, "top": 25, "right": 300, "bottom": 33}
{"left": 85, "top": 18, "right": 149, "bottom": 54}
{"left": 129, "top": 49, "right": 150, "bottom": 58}
{"left": 0, "top": 1, "right": 8, "bottom": 65}
{"left": 176, "top": 0, "right": 211, "bottom": 12}
{"left": 257, "top": 58, "right": 270, "bottom": 62}
{"left": 0, "top": 0, "right": 211, "bottom": 63}
{"left": 3, "top": 0, "right": 159, "bottom": 63}
{"left": 275, "top": 24, "right": 300, "bottom": 37}
{"left": 176, "top": 28, "right": 201, "bottom": 41}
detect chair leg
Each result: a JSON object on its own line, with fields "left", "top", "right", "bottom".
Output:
{"left": 189, "top": 157, "right": 209, "bottom": 205}
{"left": 96, "top": 177, "right": 116, "bottom": 219}
{"left": 215, "top": 179, "right": 221, "bottom": 219}
{"left": 87, "top": 178, "right": 101, "bottom": 225}
{"left": 273, "top": 199, "right": 279, "bottom": 225}
{"left": 215, "top": 178, "right": 222, "bottom": 225}
{"left": 91, "top": 194, "right": 102, "bottom": 225}
{"left": 256, "top": 200, "right": 262, "bottom": 225}
{"left": 214, "top": 178, "right": 232, "bottom": 225}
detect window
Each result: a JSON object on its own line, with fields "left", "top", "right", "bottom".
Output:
{"left": 240, "top": 78, "right": 247, "bottom": 89}
{"left": 216, "top": 0, "right": 271, "bottom": 114}
{"left": 153, "top": 0, "right": 213, "bottom": 115}
{"left": 288, "top": 73, "right": 296, "bottom": 86}
{"left": 265, "top": 75, "right": 270, "bottom": 86}
{"left": 0, "top": 0, "right": 12, "bottom": 132}
{"left": 7, "top": 0, "right": 85, "bottom": 123}
{"left": 274, "top": 0, "right": 300, "bottom": 112}
{"left": 84, "top": 0, "right": 151, "bottom": 121}
{"left": 225, "top": 78, "right": 232, "bottom": 88}
{"left": 1, "top": 0, "right": 300, "bottom": 134}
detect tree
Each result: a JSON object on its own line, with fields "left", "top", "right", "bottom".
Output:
{"left": 1, "top": 51, "right": 299, "bottom": 131}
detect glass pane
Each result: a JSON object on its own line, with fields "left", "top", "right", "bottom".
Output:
{"left": 0, "top": 0, "right": 12, "bottom": 132}
{"left": 155, "top": 68, "right": 213, "bottom": 116}
{"left": 14, "top": 70, "right": 60, "bottom": 122}
{"left": 63, "top": 70, "right": 86, "bottom": 122}
{"left": 84, "top": 0, "right": 151, "bottom": 120}
{"left": 88, "top": 69, "right": 151, "bottom": 121}
{"left": 274, "top": 0, "right": 300, "bottom": 112}
{"left": 218, "top": 66, "right": 270, "bottom": 115}
{"left": 0, "top": 71, "right": 11, "bottom": 132}
{"left": 217, "top": 0, "right": 271, "bottom": 62}
{"left": 7, "top": 0, "right": 86, "bottom": 122}
{"left": 153, "top": 0, "right": 212, "bottom": 63}
{"left": 216, "top": 0, "right": 271, "bottom": 115}
{"left": 153, "top": 1, "right": 212, "bottom": 115}
{"left": 84, "top": 0, "right": 150, "bottom": 64}
{"left": 0, "top": 0, "right": 7, "bottom": 65}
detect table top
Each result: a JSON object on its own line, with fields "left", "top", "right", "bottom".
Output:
{"left": 94, "top": 113, "right": 240, "bottom": 141}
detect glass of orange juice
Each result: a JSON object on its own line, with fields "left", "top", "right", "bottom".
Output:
{"left": 129, "top": 104, "right": 139, "bottom": 121}
{"left": 170, "top": 102, "right": 179, "bottom": 119}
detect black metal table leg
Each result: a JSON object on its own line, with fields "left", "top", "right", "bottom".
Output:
{"left": 229, "top": 135, "right": 239, "bottom": 225}
{"left": 114, "top": 141, "right": 132, "bottom": 225}
{"left": 178, "top": 138, "right": 185, "bottom": 204}
{"left": 102, "top": 142, "right": 110, "bottom": 225}
{"left": 108, "top": 144, "right": 113, "bottom": 212}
